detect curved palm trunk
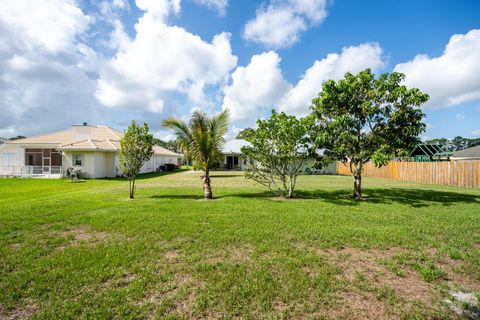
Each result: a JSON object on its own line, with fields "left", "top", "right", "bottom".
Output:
{"left": 203, "top": 169, "right": 213, "bottom": 199}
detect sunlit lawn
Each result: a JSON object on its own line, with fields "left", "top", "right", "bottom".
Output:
{"left": 1, "top": 170, "right": 479, "bottom": 319}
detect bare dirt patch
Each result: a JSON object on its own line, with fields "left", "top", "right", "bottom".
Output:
{"left": 164, "top": 249, "right": 182, "bottom": 263}
{"left": 335, "top": 290, "right": 392, "bottom": 319}
{"left": 438, "top": 255, "right": 480, "bottom": 292}
{"left": 0, "top": 299, "right": 37, "bottom": 320}
{"left": 201, "top": 244, "right": 255, "bottom": 265}
{"left": 315, "top": 247, "right": 452, "bottom": 318}
{"left": 102, "top": 273, "right": 137, "bottom": 289}
{"left": 142, "top": 273, "right": 198, "bottom": 319}
{"left": 55, "top": 226, "right": 113, "bottom": 250}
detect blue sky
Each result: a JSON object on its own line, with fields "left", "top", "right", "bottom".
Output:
{"left": 1, "top": 0, "right": 479, "bottom": 140}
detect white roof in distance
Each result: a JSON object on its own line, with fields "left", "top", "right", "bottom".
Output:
{"left": 222, "top": 139, "right": 251, "bottom": 154}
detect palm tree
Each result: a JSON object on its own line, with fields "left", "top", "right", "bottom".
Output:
{"left": 162, "top": 109, "right": 229, "bottom": 199}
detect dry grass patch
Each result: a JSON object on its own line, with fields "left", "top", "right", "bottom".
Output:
{"left": 53, "top": 225, "right": 120, "bottom": 250}
{"left": 141, "top": 273, "right": 199, "bottom": 319}
{"left": 0, "top": 299, "right": 36, "bottom": 320}
{"left": 316, "top": 247, "right": 462, "bottom": 318}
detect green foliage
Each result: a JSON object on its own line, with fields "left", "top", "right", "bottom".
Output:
{"left": 414, "top": 261, "right": 447, "bottom": 282}
{"left": 8, "top": 135, "right": 26, "bottom": 140}
{"left": 241, "top": 110, "right": 311, "bottom": 198}
{"left": 235, "top": 127, "right": 256, "bottom": 140}
{"left": 425, "top": 136, "right": 480, "bottom": 151}
{"left": 310, "top": 69, "right": 429, "bottom": 198}
{"left": 162, "top": 109, "right": 229, "bottom": 199}
{"left": 119, "top": 121, "right": 154, "bottom": 199}
{"left": 155, "top": 139, "right": 180, "bottom": 153}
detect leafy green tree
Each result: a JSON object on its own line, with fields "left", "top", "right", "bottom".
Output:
{"left": 119, "top": 121, "right": 154, "bottom": 199}
{"left": 155, "top": 139, "right": 180, "bottom": 153}
{"left": 241, "top": 110, "right": 310, "bottom": 198}
{"left": 311, "top": 69, "right": 428, "bottom": 199}
{"left": 162, "top": 109, "right": 229, "bottom": 199}
{"left": 236, "top": 127, "right": 256, "bottom": 140}
{"left": 9, "top": 135, "right": 26, "bottom": 140}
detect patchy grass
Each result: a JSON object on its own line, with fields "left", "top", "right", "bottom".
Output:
{"left": 1, "top": 171, "right": 480, "bottom": 319}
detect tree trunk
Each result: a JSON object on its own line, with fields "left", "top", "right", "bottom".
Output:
{"left": 352, "top": 162, "right": 362, "bottom": 199}
{"left": 129, "top": 176, "right": 136, "bottom": 199}
{"left": 203, "top": 170, "right": 213, "bottom": 199}
{"left": 353, "top": 174, "right": 362, "bottom": 199}
{"left": 287, "top": 175, "right": 294, "bottom": 198}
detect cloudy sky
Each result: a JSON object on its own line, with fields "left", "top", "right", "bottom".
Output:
{"left": 1, "top": 0, "right": 479, "bottom": 140}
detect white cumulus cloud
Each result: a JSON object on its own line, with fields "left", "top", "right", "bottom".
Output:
{"left": 280, "top": 43, "right": 385, "bottom": 116}
{"left": 394, "top": 29, "right": 480, "bottom": 109}
{"left": 222, "top": 51, "right": 291, "bottom": 124}
{"left": 96, "top": 0, "right": 238, "bottom": 113}
{"left": 0, "top": 0, "right": 90, "bottom": 54}
{"left": 243, "top": 0, "right": 327, "bottom": 49}
{"left": 192, "top": 0, "right": 228, "bottom": 15}
{"left": 0, "top": 0, "right": 108, "bottom": 136}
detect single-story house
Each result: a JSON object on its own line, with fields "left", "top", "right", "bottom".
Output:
{"left": 221, "top": 139, "right": 251, "bottom": 170}
{"left": 0, "top": 137, "right": 6, "bottom": 145}
{"left": 220, "top": 139, "right": 336, "bottom": 174}
{"left": 0, "top": 123, "right": 181, "bottom": 178}
{"left": 451, "top": 145, "right": 480, "bottom": 160}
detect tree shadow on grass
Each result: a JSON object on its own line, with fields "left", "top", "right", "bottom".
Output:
{"left": 220, "top": 188, "right": 480, "bottom": 208}
{"left": 105, "top": 169, "right": 188, "bottom": 181}
{"left": 209, "top": 174, "right": 244, "bottom": 178}
{"left": 150, "top": 194, "right": 203, "bottom": 200}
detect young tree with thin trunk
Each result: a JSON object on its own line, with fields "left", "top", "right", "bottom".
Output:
{"left": 310, "top": 69, "right": 428, "bottom": 199}
{"left": 119, "top": 121, "right": 154, "bottom": 199}
{"left": 162, "top": 109, "right": 229, "bottom": 199}
{"left": 241, "top": 110, "right": 310, "bottom": 198}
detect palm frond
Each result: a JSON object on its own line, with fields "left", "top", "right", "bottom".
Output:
{"left": 162, "top": 109, "right": 230, "bottom": 171}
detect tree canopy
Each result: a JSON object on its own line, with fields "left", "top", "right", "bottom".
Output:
{"left": 241, "top": 110, "right": 311, "bottom": 198}
{"left": 162, "top": 109, "right": 229, "bottom": 199}
{"left": 311, "top": 69, "right": 428, "bottom": 199}
{"left": 236, "top": 128, "right": 256, "bottom": 140}
{"left": 119, "top": 121, "right": 154, "bottom": 199}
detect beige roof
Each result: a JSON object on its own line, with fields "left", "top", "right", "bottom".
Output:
{"left": 5, "top": 124, "right": 180, "bottom": 157}
{"left": 59, "top": 139, "right": 119, "bottom": 151}
{"left": 6, "top": 125, "right": 123, "bottom": 145}
{"left": 153, "top": 145, "right": 182, "bottom": 157}
{"left": 59, "top": 140, "right": 179, "bottom": 156}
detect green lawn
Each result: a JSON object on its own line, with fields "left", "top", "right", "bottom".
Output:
{"left": 1, "top": 171, "right": 480, "bottom": 319}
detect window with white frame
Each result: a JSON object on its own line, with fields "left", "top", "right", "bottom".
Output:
{"left": 73, "top": 154, "right": 84, "bottom": 166}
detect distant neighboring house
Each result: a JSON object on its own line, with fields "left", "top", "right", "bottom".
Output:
{"left": 220, "top": 139, "right": 336, "bottom": 174}
{"left": 304, "top": 149, "right": 337, "bottom": 175}
{"left": 407, "top": 144, "right": 451, "bottom": 162}
{"left": 221, "top": 139, "right": 251, "bottom": 170}
{"left": 451, "top": 145, "right": 480, "bottom": 160}
{"left": 0, "top": 137, "right": 6, "bottom": 145}
{"left": 0, "top": 123, "right": 181, "bottom": 178}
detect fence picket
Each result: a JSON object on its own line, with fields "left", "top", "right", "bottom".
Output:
{"left": 336, "top": 160, "right": 480, "bottom": 188}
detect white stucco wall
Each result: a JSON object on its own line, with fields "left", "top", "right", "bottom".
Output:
{"left": 0, "top": 144, "right": 23, "bottom": 166}
{"left": 62, "top": 151, "right": 97, "bottom": 178}
{"left": 63, "top": 151, "right": 116, "bottom": 178}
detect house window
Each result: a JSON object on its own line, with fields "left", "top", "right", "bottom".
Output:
{"left": 73, "top": 154, "right": 84, "bottom": 166}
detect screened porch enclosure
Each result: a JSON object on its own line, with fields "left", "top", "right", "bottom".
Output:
{"left": 24, "top": 148, "right": 63, "bottom": 175}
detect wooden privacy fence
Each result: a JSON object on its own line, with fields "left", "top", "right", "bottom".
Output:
{"left": 336, "top": 160, "right": 480, "bottom": 188}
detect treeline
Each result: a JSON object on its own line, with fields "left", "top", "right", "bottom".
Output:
{"left": 424, "top": 137, "right": 480, "bottom": 151}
